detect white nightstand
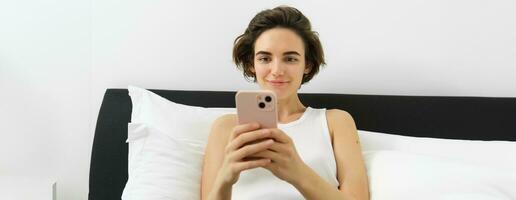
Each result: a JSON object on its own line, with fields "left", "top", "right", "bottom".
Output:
{"left": 0, "top": 176, "right": 56, "bottom": 200}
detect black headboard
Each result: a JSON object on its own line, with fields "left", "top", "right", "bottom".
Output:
{"left": 89, "top": 89, "right": 516, "bottom": 200}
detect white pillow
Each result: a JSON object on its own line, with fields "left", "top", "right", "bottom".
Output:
{"left": 364, "top": 150, "right": 516, "bottom": 200}
{"left": 122, "top": 123, "right": 204, "bottom": 200}
{"left": 128, "top": 85, "right": 234, "bottom": 144}
{"left": 122, "top": 86, "right": 235, "bottom": 200}
{"left": 358, "top": 130, "right": 516, "bottom": 170}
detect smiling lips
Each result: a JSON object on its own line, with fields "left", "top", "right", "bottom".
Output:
{"left": 267, "top": 80, "right": 289, "bottom": 86}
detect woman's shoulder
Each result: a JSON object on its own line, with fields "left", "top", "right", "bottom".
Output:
{"left": 210, "top": 114, "right": 238, "bottom": 134}
{"left": 214, "top": 113, "right": 238, "bottom": 126}
{"left": 206, "top": 114, "right": 238, "bottom": 146}
{"left": 325, "top": 108, "right": 354, "bottom": 122}
{"left": 325, "top": 109, "right": 355, "bottom": 135}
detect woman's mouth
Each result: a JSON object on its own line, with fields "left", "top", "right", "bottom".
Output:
{"left": 267, "top": 80, "right": 289, "bottom": 87}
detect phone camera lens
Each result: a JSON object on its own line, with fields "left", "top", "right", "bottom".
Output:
{"left": 258, "top": 102, "right": 266, "bottom": 108}
{"left": 265, "top": 96, "right": 272, "bottom": 102}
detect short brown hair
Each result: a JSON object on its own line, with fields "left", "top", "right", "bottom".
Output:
{"left": 233, "top": 6, "right": 325, "bottom": 84}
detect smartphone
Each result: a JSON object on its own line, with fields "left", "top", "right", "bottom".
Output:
{"left": 235, "top": 90, "right": 278, "bottom": 128}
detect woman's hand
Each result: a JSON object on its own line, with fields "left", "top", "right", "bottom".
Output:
{"left": 251, "top": 128, "right": 309, "bottom": 185}
{"left": 214, "top": 123, "right": 275, "bottom": 187}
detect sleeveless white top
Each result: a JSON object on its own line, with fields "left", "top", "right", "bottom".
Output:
{"left": 232, "top": 107, "right": 340, "bottom": 199}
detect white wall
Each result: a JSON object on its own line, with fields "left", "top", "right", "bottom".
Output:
{"left": 0, "top": 0, "right": 91, "bottom": 199}
{"left": 1, "top": 0, "right": 515, "bottom": 199}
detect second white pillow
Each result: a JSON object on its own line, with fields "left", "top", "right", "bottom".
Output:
{"left": 358, "top": 130, "right": 516, "bottom": 170}
{"left": 364, "top": 150, "right": 516, "bottom": 200}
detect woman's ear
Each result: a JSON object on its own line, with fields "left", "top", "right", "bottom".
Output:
{"left": 304, "top": 64, "right": 312, "bottom": 74}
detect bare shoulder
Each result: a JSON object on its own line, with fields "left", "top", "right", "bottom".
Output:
{"left": 326, "top": 109, "right": 356, "bottom": 133}
{"left": 213, "top": 113, "right": 238, "bottom": 128}
{"left": 326, "top": 109, "right": 353, "bottom": 121}
{"left": 208, "top": 114, "right": 238, "bottom": 142}
{"left": 325, "top": 109, "right": 358, "bottom": 143}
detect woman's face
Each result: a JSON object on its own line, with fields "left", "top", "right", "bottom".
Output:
{"left": 251, "top": 27, "right": 310, "bottom": 100}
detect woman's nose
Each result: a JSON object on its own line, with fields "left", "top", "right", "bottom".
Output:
{"left": 270, "top": 60, "right": 285, "bottom": 76}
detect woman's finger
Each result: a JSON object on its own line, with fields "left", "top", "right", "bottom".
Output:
{"left": 232, "top": 158, "right": 271, "bottom": 172}
{"left": 231, "top": 139, "right": 274, "bottom": 161}
{"left": 267, "top": 128, "right": 291, "bottom": 144}
{"left": 229, "top": 122, "right": 260, "bottom": 141}
{"left": 247, "top": 150, "right": 279, "bottom": 161}
{"left": 226, "top": 129, "right": 271, "bottom": 152}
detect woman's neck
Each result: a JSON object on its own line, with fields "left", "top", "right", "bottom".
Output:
{"left": 276, "top": 94, "right": 306, "bottom": 123}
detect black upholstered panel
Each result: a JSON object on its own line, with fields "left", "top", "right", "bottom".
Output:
{"left": 89, "top": 89, "right": 516, "bottom": 200}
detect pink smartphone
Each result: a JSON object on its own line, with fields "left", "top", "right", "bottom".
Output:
{"left": 235, "top": 90, "right": 278, "bottom": 128}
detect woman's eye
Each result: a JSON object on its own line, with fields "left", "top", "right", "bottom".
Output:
{"left": 286, "top": 57, "right": 298, "bottom": 62}
{"left": 258, "top": 57, "right": 270, "bottom": 62}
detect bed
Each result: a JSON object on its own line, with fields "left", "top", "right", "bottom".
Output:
{"left": 89, "top": 88, "right": 516, "bottom": 199}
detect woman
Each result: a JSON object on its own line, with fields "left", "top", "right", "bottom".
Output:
{"left": 201, "top": 6, "right": 369, "bottom": 200}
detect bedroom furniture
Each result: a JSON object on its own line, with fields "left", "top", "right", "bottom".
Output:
{"left": 89, "top": 88, "right": 516, "bottom": 200}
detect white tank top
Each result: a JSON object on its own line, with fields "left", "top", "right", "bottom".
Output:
{"left": 232, "top": 107, "right": 340, "bottom": 199}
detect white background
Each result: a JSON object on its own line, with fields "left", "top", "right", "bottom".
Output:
{"left": 1, "top": 0, "right": 515, "bottom": 199}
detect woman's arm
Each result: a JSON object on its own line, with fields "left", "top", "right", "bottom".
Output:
{"left": 290, "top": 109, "right": 370, "bottom": 200}
{"left": 201, "top": 115, "right": 234, "bottom": 200}
{"left": 292, "top": 163, "right": 354, "bottom": 200}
